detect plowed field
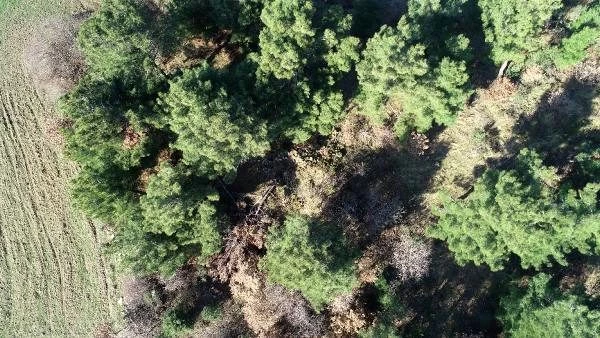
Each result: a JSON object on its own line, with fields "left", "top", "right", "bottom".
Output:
{"left": 0, "top": 1, "right": 118, "bottom": 336}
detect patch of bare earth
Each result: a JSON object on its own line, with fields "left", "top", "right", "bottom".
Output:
{"left": 156, "top": 31, "right": 238, "bottom": 74}
{"left": 22, "top": 13, "right": 88, "bottom": 102}
{"left": 423, "top": 77, "right": 522, "bottom": 206}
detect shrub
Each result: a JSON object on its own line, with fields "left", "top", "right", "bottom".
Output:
{"left": 389, "top": 233, "right": 432, "bottom": 281}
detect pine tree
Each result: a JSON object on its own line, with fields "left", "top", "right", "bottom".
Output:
{"left": 260, "top": 215, "right": 359, "bottom": 311}
{"left": 160, "top": 63, "right": 270, "bottom": 179}
{"left": 140, "top": 164, "right": 222, "bottom": 263}
{"left": 59, "top": 75, "right": 152, "bottom": 171}
{"left": 428, "top": 149, "right": 600, "bottom": 271}
{"left": 478, "top": 0, "right": 563, "bottom": 66}
{"left": 111, "top": 164, "right": 223, "bottom": 277}
{"left": 356, "top": 0, "right": 472, "bottom": 139}
{"left": 500, "top": 274, "right": 600, "bottom": 337}
{"left": 78, "top": 0, "right": 156, "bottom": 77}
{"left": 254, "top": 0, "right": 359, "bottom": 143}
{"left": 256, "top": 0, "right": 316, "bottom": 80}
{"left": 70, "top": 165, "right": 140, "bottom": 224}
{"left": 356, "top": 24, "right": 429, "bottom": 124}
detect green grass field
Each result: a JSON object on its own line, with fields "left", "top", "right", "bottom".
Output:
{"left": 0, "top": 0, "right": 119, "bottom": 336}
{"left": 0, "top": 0, "right": 18, "bottom": 14}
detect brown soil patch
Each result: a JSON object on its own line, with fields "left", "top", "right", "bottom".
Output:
{"left": 157, "top": 31, "right": 234, "bottom": 74}
{"left": 22, "top": 14, "right": 88, "bottom": 102}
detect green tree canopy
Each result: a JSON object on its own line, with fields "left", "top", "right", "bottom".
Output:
{"left": 60, "top": 1, "right": 169, "bottom": 250}
{"left": 159, "top": 0, "right": 264, "bottom": 50}
{"left": 140, "top": 164, "right": 222, "bottom": 263}
{"left": 257, "top": 0, "right": 316, "bottom": 80}
{"left": 112, "top": 164, "right": 223, "bottom": 276}
{"left": 59, "top": 74, "right": 155, "bottom": 171}
{"left": 356, "top": 0, "right": 472, "bottom": 139}
{"left": 254, "top": 0, "right": 359, "bottom": 143}
{"left": 500, "top": 274, "right": 600, "bottom": 337}
{"left": 256, "top": 77, "right": 348, "bottom": 143}
{"left": 70, "top": 166, "right": 141, "bottom": 235}
{"left": 428, "top": 149, "right": 600, "bottom": 271}
{"left": 551, "top": 2, "right": 600, "bottom": 69}
{"left": 260, "top": 215, "right": 359, "bottom": 311}
{"left": 61, "top": 0, "right": 166, "bottom": 174}
{"left": 160, "top": 63, "right": 270, "bottom": 179}
{"left": 356, "top": 25, "right": 429, "bottom": 124}
{"left": 78, "top": 0, "right": 157, "bottom": 77}
{"left": 478, "top": 0, "right": 563, "bottom": 66}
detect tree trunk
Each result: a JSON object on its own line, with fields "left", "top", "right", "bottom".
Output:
{"left": 497, "top": 60, "right": 510, "bottom": 79}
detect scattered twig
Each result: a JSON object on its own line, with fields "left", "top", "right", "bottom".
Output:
{"left": 250, "top": 184, "right": 276, "bottom": 216}
{"left": 458, "top": 186, "right": 474, "bottom": 200}
{"left": 206, "top": 30, "right": 232, "bottom": 63}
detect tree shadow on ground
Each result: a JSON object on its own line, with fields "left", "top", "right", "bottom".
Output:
{"left": 351, "top": 0, "right": 408, "bottom": 39}
{"left": 230, "top": 147, "right": 298, "bottom": 195}
{"left": 221, "top": 148, "right": 297, "bottom": 222}
{"left": 461, "top": 0, "right": 497, "bottom": 87}
{"left": 164, "top": 266, "right": 231, "bottom": 320}
{"left": 321, "top": 133, "right": 449, "bottom": 248}
{"left": 481, "top": 75, "right": 599, "bottom": 177}
{"left": 119, "top": 267, "right": 230, "bottom": 337}
{"left": 512, "top": 76, "right": 599, "bottom": 165}
{"left": 398, "top": 243, "right": 508, "bottom": 337}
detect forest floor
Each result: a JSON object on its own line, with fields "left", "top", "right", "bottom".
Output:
{"left": 0, "top": 0, "right": 120, "bottom": 336}
{"left": 219, "top": 54, "right": 600, "bottom": 336}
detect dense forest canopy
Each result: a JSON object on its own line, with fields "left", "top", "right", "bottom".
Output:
{"left": 57, "top": 0, "right": 599, "bottom": 336}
